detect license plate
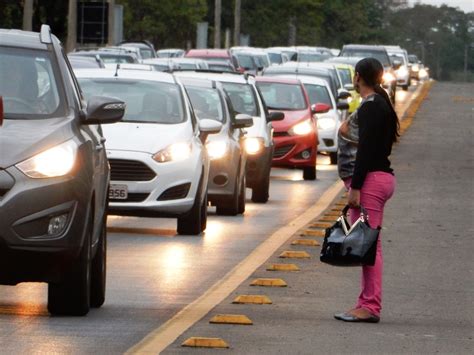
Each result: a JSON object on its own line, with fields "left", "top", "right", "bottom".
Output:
{"left": 109, "top": 184, "right": 128, "bottom": 200}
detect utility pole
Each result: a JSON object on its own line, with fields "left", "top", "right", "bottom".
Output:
{"left": 66, "top": 0, "right": 77, "bottom": 53}
{"left": 22, "top": 0, "right": 33, "bottom": 31}
{"left": 214, "top": 0, "right": 221, "bottom": 48}
{"left": 233, "top": 0, "right": 241, "bottom": 46}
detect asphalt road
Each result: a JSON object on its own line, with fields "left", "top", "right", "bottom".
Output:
{"left": 0, "top": 84, "right": 421, "bottom": 353}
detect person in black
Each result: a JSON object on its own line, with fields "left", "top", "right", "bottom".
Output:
{"left": 334, "top": 57, "right": 399, "bottom": 323}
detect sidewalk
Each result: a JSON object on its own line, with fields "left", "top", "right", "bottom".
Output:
{"left": 163, "top": 82, "right": 474, "bottom": 354}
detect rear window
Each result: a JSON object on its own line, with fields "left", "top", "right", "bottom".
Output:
{"left": 268, "top": 53, "right": 282, "bottom": 64}
{"left": 236, "top": 54, "right": 256, "bottom": 69}
{"left": 256, "top": 82, "right": 307, "bottom": 111}
{"left": 341, "top": 49, "right": 390, "bottom": 67}
{"left": 221, "top": 82, "right": 259, "bottom": 116}
{"left": 303, "top": 84, "right": 333, "bottom": 108}
{"left": 185, "top": 86, "right": 225, "bottom": 122}
{"left": 337, "top": 68, "right": 352, "bottom": 86}
{"left": 0, "top": 46, "right": 65, "bottom": 119}
{"left": 79, "top": 79, "right": 185, "bottom": 124}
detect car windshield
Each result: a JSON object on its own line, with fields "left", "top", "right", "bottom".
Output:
{"left": 177, "top": 63, "right": 198, "bottom": 70}
{"left": 337, "top": 68, "right": 352, "bottom": 86}
{"left": 303, "top": 84, "right": 333, "bottom": 108}
{"left": 0, "top": 47, "right": 65, "bottom": 119}
{"left": 298, "top": 53, "right": 324, "bottom": 62}
{"left": 236, "top": 54, "right": 256, "bottom": 69}
{"left": 342, "top": 49, "right": 390, "bottom": 67}
{"left": 221, "top": 82, "right": 259, "bottom": 116}
{"left": 100, "top": 54, "right": 135, "bottom": 64}
{"left": 256, "top": 82, "right": 307, "bottom": 110}
{"left": 140, "top": 48, "right": 154, "bottom": 59}
{"left": 79, "top": 79, "right": 185, "bottom": 124}
{"left": 268, "top": 52, "right": 282, "bottom": 64}
{"left": 185, "top": 86, "right": 225, "bottom": 122}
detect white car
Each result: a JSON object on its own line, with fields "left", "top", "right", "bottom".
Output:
{"left": 271, "top": 75, "right": 344, "bottom": 164}
{"left": 385, "top": 45, "right": 411, "bottom": 90}
{"left": 75, "top": 68, "right": 221, "bottom": 235}
{"left": 170, "top": 71, "right": 283, "bottom": 203}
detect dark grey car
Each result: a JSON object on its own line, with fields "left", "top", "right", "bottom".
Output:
{"left": 0, "top": 25, "right": 124, "bottom": 316}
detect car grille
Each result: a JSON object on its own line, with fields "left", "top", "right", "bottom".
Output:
{"left": 322, "top": 138, "right": 335, "bottom": 147}
{"left": 108, "top": 159, "right": 156, "bottom": 182}
{"left": 157, "top": 183, "right": 191, "bottom": 201}
{"left": 110, "top": 193, "right": 149, "bottom": 203}
{"left": 273, "top": 144, "right": 294, "bottom": 159}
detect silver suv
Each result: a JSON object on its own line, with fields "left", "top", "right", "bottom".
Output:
{"left": 0, "top": 25, "right": 124, "bottom": 316}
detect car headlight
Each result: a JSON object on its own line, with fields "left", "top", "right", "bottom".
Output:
{"left": 412, "top": 64, "right": 419, "bottom": 72}
{"left": 244, "top": 137, "right": 264, "bottom": 155}
{"left": 383, "top": 72, "right": 396, "bottom": 84}
{"left": 317, "top": 117, "right": 336, "bottom": 131}
{"left": 289, "top": 119, "right": 314, "bottom": 136}
{"left": 153, "top": 142, "right": 192, "bottom": 163}
{"left": 206, "top": 140, "right": 228, "bottom": 160}
{"left": 419, "top": 68, "right": 428, "bottom": 77}
{"left": 16, "top": 140, "right": 77, "bottom": 178}
{"left": 397, "top": 66, "right": 409, "bottom": 77}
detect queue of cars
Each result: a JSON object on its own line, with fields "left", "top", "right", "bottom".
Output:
{"left": 0, "top": 25, "right": 429, "bottom": 317}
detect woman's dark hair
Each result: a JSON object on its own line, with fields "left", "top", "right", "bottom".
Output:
{"left": 355, "top": 57, "right": 400, "bottom": 142}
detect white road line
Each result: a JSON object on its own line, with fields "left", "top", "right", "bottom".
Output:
{"left": 126, "top": 179, "right": 344, "bottom": 354}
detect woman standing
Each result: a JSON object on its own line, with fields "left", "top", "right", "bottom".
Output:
{"left": 334, "top": 57, "right": 399, "bottom": 323}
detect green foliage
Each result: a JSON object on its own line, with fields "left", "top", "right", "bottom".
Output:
{"left": 0, "top": 0, "right": 22, "bottom": 29}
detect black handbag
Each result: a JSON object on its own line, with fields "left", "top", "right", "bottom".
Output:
{"left": 320, "top": 205, "right": 380, "bottom": 266}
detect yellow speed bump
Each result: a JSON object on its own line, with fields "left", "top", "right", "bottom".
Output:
{"left": 250, "top": 278, "right": 287, "bottom": 287}
{"left": 233, "top": 295, "right": 272, "bottom": 305}
{"left": 210, "top": 314, "right": 253, "bottom": 325}
{"left": 302, "top": 229, "right": 326, "bottom": 237}
{"left": 279, "top": 250, "right": 311, "bottom": 259}
{"left": 292, "top": 239, "right": 320, "bottom": 247}
{"left": 310, "top": 222, "right": 332, "bottom": 229}
{"left": 181, "top": 337, "right": 229, "bottom": 348}
{"left": 266, "top": 263, "right": 300, "bottom": 271}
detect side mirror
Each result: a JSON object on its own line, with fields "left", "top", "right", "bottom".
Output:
{"left": 0, "top": 96, "right": 4, "bottom": 127}
{"left": 337, "top": 89, "right": 351, "bottom": 100}
{"left": 83, "top": 96, "right": 125, "bottom": 124}
{"left": 392, "top": 60, "right": 402, "bottom": 70}
{"left": 233, "top": 113, "right": 254, "bottom": 128}
{"left": 199, "top": 118, "right": 222, "bottom": 142}
{"left": 267, "top": 111, "right": 285, "bottom": 122}
{"left": 344, "top": 83, "right": 354, "bottom": 91}
{"left": 311, "top": 103, "right": 331, "bottom": 114}
{"left": 336, "top": 101, "right": 350, "bottom": 110}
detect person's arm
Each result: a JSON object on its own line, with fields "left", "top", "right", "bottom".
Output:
{"left": 350, "top": 101, "right": 378, "bottom": 190}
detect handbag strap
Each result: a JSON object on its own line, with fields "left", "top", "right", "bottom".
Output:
{"left": 341, "top": 204, "right": 370, "bottom": 221}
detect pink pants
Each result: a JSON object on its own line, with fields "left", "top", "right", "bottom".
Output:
{"left": 344, "top": 172, "right": 396, "bottom": 316}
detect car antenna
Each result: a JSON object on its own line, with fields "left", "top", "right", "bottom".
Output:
{"left": 114, "top": 63, "right": 120, "bottom": 77}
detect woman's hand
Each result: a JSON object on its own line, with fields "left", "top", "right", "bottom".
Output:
{"left": 348, "top": 189, "right": 360, "bottom": 208}
{"left": 339, "top": 119, "right": 350, "bottom": 138}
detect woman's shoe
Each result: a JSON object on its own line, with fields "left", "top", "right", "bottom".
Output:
{"left": 334, "top": 312, "right": 380, "bottom": 323}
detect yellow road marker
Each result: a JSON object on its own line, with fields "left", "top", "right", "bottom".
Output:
{"left": 107, "top": 226, "right": 176, "bottom": 236}
{"left": 126, "top": 180, "right": 344, "bottom": 354}
{"left": 233, "top": 295, "right": 273, "bottom": 304}
{"left": 250, "top": 278, "right": 287, "bottom": 287}
{"left": 309, "top": 222, "right": 332, "bottom": 229}
{"left": 209, "top": 314, "right": 253, "bottom": 325}
{"left": 266, "top": 263, "right": 300, "bottom": 271}
{"left": 279, "top": 250, "right": 311, "bottom": 259}
{"left": 181, "top": 337, "right": 229, "bottom": 348}
{"left": 292, "top": 239, "right": 320, "bottom": 247}
{"left": 303, "top": 229, "right": 326, "bottom": 237}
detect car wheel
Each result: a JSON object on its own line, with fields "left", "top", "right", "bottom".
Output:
{"left": 303, "top": 166, "right": 316, "bottom": 181}
{"left": 216, "top": 176, "right": 239, "bottom": 216}
{"left": 329, "top": 152, "right": 338, "bottom": 165}
{"left": 47, "top": 211, "right": 92, "bottom": 316}
{"left": 238, "top": 175, "right": 246, "bottom": 215}
{"left": 90, "top": 212, "right": 107, "bottom": 308}
{"left": 251, "top": 170, "right": 270, "bottom": 203}
{"left": 402, "top": 84, "right": 408, "bottom": 91}
{"left": 177, "top": 176, "right": 204, "bottom": 236}
{"left": 200, "top": 189, "right": 208, "bottom": 232}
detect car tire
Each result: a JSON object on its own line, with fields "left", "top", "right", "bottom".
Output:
{"left": 402, "top": 84, "right": 408, "bottom": 91}
{"left": 90, "top": 212, "right": 107, "bottom": 308}
{"left": 177, "top": 175, "right": 204, "bottom": 236}
{"left": 216, "top": 176, "right": 239, "bottom": 216}
{"left": 238, "top": 175, "right": 246, "bottom": 215}
{"left": 200, "top": 189, "right": 208, "bottom": 232}
{"left": 329, "top": 152, "right": 338, "bottom": 165}
{"left": 303, "top": 166, "right": 316, "bottom": 181}
{"left": 251, "top": 170, "right": 270, "bottom": 203}
{"left": 47, "top": 211, "right": 92, "bottom": 316}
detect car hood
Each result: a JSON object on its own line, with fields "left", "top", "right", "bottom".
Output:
{"left": 270, "top": 109, "right": 310, "bottom": 132}
{"left": 103, "top": 122, "right": 193, "bottom": 154}
{"left": 0, "top": 117, "right": 75, "bottom": 169}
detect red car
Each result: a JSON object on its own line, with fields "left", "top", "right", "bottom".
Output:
{"left": 256, "top": 77, "right": 318, "bottom": 180}
{"left": 185, "top": 49, "right": 243, "bottom": 73}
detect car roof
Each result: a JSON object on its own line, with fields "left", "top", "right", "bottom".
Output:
{"left": 171, "top": 71, "right": 253, "bottom": 84}
{"left": 0, "top": 28, "right": 51, "bottom": 50}
{"left": 74, "top": 68, "right": 177, "bottom": 83}
{"left": 175, "top": 75, "right": 222, "bottom": 91}
{"left": 186, "top": 49, "right": 230, "bottom": 58}
{"left": 342, "top": 44, "right": 388, "bottom": 52}
{"left": 255, "top": 76, "right": 301, "bottom": 85}
{"left": 266, "top": 74, "right": 328, "bottom": 87}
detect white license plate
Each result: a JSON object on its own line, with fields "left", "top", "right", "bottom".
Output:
{"left": 109, "top": 185, "right": 128, "bottom": 200}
